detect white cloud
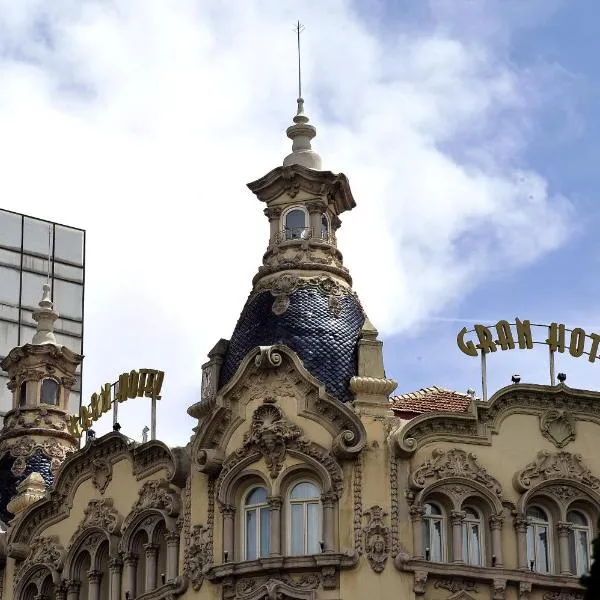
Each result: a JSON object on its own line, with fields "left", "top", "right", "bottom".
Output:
{"left": 0, "top": 0, "right": 574, "bottom": 444}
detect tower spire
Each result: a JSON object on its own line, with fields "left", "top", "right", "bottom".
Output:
{"left": 283, "top": 22, "right": 322, "bottom": 171}
{"left": 31, "top": 283, "right": 59, "bottom": 345}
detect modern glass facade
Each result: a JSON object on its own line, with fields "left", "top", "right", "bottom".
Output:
{"left": 0, "top": 209, "right": 85, "bottom": 421}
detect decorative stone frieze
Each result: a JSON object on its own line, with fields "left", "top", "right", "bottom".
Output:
{"left": 434, "top": 578, "right": 477, "bottom": 593}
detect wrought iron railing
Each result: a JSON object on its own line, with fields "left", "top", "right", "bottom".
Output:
{"left": 272, "top": 228, "right": 336, "bottom": 244}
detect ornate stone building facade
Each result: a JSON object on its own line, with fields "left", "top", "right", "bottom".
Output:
{"left": 0, "top": 99, "right": 595, "bottom": 600}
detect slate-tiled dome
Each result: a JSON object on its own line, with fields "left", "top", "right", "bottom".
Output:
{"left": 220, "top": 284, "right": 365, "bottom": 402}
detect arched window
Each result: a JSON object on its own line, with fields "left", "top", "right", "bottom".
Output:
{"left": 568, "top": 510, "right": 591, "bottom": 576}
{"left": 19, "top": 381, "right": 27, "bottom": 407}
{"left": 423, "top": 503, "right": 445, "bottom": 562}
{"left": 526, "top": 506, "right": 551, "bottom": 573}
{"left": 321, "top": 214, "right": 329, "bottom": 239}
{"left": 288, "top": 481, "right": 321, "bottom": 555}
{"left": 243, "top": 486, "right": 270, "bottom": 560}
{"left": 40, "top": 378, "right": 60, "bottom": 406}
{"left": 462, "top": 507, "right": 483, "bottom": 565}
{"left": 284, "top": 208, "right": 308, "bottom": 240}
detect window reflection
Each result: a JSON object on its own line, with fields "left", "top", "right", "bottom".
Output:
{"left": 568, "top": 510, "right": 591, "bottom": 576}
{"left": 289, "top": 481, "right": 321, "bottom": 555}
{"left": 526, "top": 506, "right": 551, "bottom": 573}
{"left": 244, "top": 487, "right": 270, "bottom": 560}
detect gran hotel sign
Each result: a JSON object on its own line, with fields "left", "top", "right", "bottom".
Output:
{"left": 457, "top": 319, "right": 600, "bottom": 400}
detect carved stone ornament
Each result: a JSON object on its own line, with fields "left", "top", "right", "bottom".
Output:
{"left": 410, "top": 448, "right": 502, "bottom": 498}
{"left": 91, "top": 459, "right": 112, "bottom": 494}
{"left": 254, "top": 347, "right": 284, "bottom": 369}
{"left": 543, "top": 592, "right": 583, "bottom": 600}
{"left": 243, "top": 401, "right": 302, "bottom": 478}
{"left": 362, "top": 505, "right": 390, "bottom": 573}
{"left": 188, "top": 524, "right": 211, "bottom": 591}
{"left": 74, "top": 498, "right": 122, "bottom": 537}
{"left": 0, "top": 436, "right": 72, "bottom": 476}
{"left": 434, "top": 578, "right": 478, "bottom": 593}
{"left": 540, "top": 409, "right": 576, "bottom": 448}
{"left": 15, "top": 535, "right": 64, "bottom": 587}
{"left": 519, "top": 582, "right": 532, "bottom": 600}
{"left": 413, "top": 570, "right": 428, "bottom": 596}
{"left": 514, "top": 450, "right": 600, "bottom": 492}
{"left": 234, "top": 577, "right": 317, "bottom": 600}
{"left": 493, "top": 579, "right": 507, "bottom": 600}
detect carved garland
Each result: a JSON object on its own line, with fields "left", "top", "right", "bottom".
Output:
{"left": 389, "top": 451, "right": 399, "bottom": 556}
{"left": 353, "top": 456, "right": 363, "bottom": 556}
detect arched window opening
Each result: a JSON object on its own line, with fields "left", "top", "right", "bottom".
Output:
{"left": 568, "top": 510, "right": 591, "bottom": 576}
{"left": 423, "top": 503, "right": 445, "bottom": 562}
{"left": 23, "top": 582, "right": 38, "bottom": 600}
{"left": 526, "top": 506, "right": 551, "bottom": 573}
{"left": 155, "top": 522, "right": 169, "bottom": 586}
{"left": 284, "top": 209, "right": 308, "bottom": 240}
{"left": 40, "top": 378, "right": 60, "bottom": 406}
{"left": 19, "top": 381, "right": 27, "bottom": 407}
{"left": 462, "top": 507, "right": 483, "bottom": 565}
{"left": 288, "top": 481, "right": 321, "bottom": 556}
{"left": 243, "top": 486, "right": 270, "bottom": 560}
{"left": 96, "top": 541, "right": 110, "bottom": 600}
{"left": 41, "top": 574, "right": 56, "bottom": 600}
{"left": 133, "top": 530, "right": 148, "bottom": 598}
{"left": 321, "top": 214, "right": 329, "bottom": 239}
{"left": 77, "top": 552, "right": 92, "bottom": 600}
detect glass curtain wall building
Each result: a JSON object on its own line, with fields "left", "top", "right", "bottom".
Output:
{"left": 0, "top": 209, "right": 85, "bottom": 423}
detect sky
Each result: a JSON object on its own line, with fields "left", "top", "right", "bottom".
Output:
{"left": 0, "top": 0, "right": 599, "bottom": 446}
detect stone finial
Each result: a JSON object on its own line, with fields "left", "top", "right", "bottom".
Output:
{"left": 31, "top": 283, "right": 60, "bottom": 346}
{"left": 283, "top": 98, "right": 322, "bottom": 170}
{"left": 6, "top": 472, "right": 47, "bottom": 518}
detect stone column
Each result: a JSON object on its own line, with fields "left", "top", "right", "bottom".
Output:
{"left": 450, "top": 511, "right": 465, "bottom": 563}
{"left": 264, "top": 207, "right": 282, "bottom": 243}
{"left": 306, "top": 201, "right": 324, "bottom": 239}
{"left": 267, "top": 496, "right": 282, "bottom": 556}
{"left": 513, "top": 516, "right": 529, "bottom": 570}
{"left": 123, "top": 553, "right": 138, "bottom": 598}
{"left": 557, "top": 521, "right": 573, "bottom": 575}
{"left": 87, "top": 571, "right": 102, "bottom": 600}
{"left": 409, "top": 505, "right": 425, "bottom": 559}
{"left": 144, "top": 543, "right": 159, "bottom": 592}
{"left": 221, "top": 504, "right": 236, "bottom": 562}
{"left": 108, "top": 557, "right": 123, "bottom": 600}
{"left": 489, "top": 515, "right": 504, "bottom": 567}
{"left": 54, "top": 583, "right": 68, "bottom": 600}
{"left": 165, "top": 532, "right": 180, "bottom": 582}
{"left": 66, "top": 581, "right": 81, "bottom": 600}
{"left": 321, "top": 492, "right": 337, "bottom": 553}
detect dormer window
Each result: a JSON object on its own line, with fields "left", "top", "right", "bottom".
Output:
{"left": 40, "top": 378, "right": 60, "bottom": 406}
{"left": 19, "top": 381, "right": 27, "bottom": 408}
{"left": 284, "top": 208, "right": 309, "bottom": 240}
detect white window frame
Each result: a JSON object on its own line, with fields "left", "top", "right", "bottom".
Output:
{"left": 423, "top": 502, "right": 446, "bottom": 562}
{"left": 567, "top": 509, "right": 592, "bottom": 576}
{"left": 40, "top": 377, "right": 60, "bottom": 406}
{"left": 462, "top": 507, "right": 484, "bottom": 566}
{"left": 286, "top": 480, "right": 322, "bottom": 556}
{"left": 242, "top": 486, "right": 270, "bottom": 561}
{"left": 526, "top": 506, "right": 553, "bottom": 573}
{"left": 282, "top": 206, "right": 309, "bottom": 241}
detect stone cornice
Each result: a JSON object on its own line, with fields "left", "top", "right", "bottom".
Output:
{"left": 1, "top": 343, "right": 83, "bottom": 373}
{"left": 247, "top": 164, "right": 356, "bottom": 215}
{"left": 390, "top": 383, "right": 600, "bottom": 457}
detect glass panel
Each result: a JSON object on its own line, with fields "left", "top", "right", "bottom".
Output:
{"left": 23, "top": 217, "right": 52, "bottom": 255}
{"left": 0, "top": 210, "right": 22, "bottom": 249}
{"left": 568, "top": 511, "right": 587, "bottom": 526}
{"left": 260, "top": 506, "right": 270, "bottom": 557}
{"left": 53, "top": 332, "right": 82, "bottom": 355}
{"left": 0, "top": 266, "right": 20, "bottom": 305}
{"left": 55, "top": 317, "right": 82, "bottom": 336}
{"left": 536, "top": 526, "right": 549, "bottom": 572}
{"left": 576, "top": 529, "right": 589, "bottom": 575}
{"left": 527, "top": 507, "right": 547, "bottom": 521}
{"left": 245, "top": 509, "right": 257, "bottom": 560}
{"left": 55, "top": 225, "right": 84, "bottom": 265}
{"left": 431, "top": 519, "right": 442, "bottom": 561}
{"left": 0, "top": 249, "right": 21, "bottom": 267}
{"left": 290, "top": 503, "right": 304, "bottom": 555}
{"left": 20, "top": 325, "right": 36, "bottom": 346}
{"left": 424, "top": 503, "right": 441, "bottom": 516}
{"left": 469, "top": 523, "right": 481, "bottom": 565}
{"left": 67, "top": 390, "right": 80, "bottom": 415}
{"left": 0, "top": 321, "right": 18, "bottom": 357}
{"left": 307, "top": 502, "right": 320, "bottom": 554}
{"left": 21, "top": 271, "right": 47, "bottom": 309}
{"left": 19, "top": 381, "right": 27, "bottom": 407}
{"left": 41, "top": 379, "right": 60, "bottom": 406}
{"left": 53, "top": 279, "right": 83, "bottom": 319}
{"left": 285, "top": 210, "right": 306, "bottom": 230}
{"left": 0, "top": 374, "right": 12, "bottom": 414}
{"left": 526, "top": 525, "right": 535, "bottom": 564}
{"left": 0, "top": 303, "right": 18, "bottom": 321}
{"left": 246, "top": 487, "right": 267, "bottom": 505}
{"left": 22, "top": 253, "right": 51, "bottom": 276}
{"left": 462, "top": 523, "right": 468, "bottom": 562}
{"left": 290, "top": 482, "right": 319, "bottom": 500}
{"left": 54, "top": 262, "right": 83, "bottom": 282}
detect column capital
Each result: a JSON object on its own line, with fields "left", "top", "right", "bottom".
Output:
{"left": 264, "top": 207, "right": 282, "bottom": 220}
{"left": 220, "top": 503, "right": 236, "bottom": 517}
{"left": 321, "top": 491, "right": 338, "bottom": 507}
{"left": 409, "top": 505, "right": 426, "bottom": 521}
{"left": 513, "top": 515, "right": 528, "bottom": 534}
{"left": 87, "top": 570, "right": 103, "bottom": 584}
{"left": 306, "top": 199, "right": 327, "bottom": 214}
{"left": 490, "top": 514, "right": 504, "bottom": 530}
{"left": 144, "top": 543, "right": 159, "bottom": 556}
{"left": 557, "top": 521, "right": 573, "bottom": 537}
{"left": 267, "top": 495, "right": 282, "bottom": 510}
{"left": 123, "top": 552, "right": 139, "bottom": 567}
{"left": 450, "top": 510, "right": 466, "bottom": 525}
{"left": 108, "top": 557, "right": 123, "bottom": 570}
{"left": 165, "top": 531, "right": 180, "bottom": 544}
{"left": 66, "top": 580, "right": 81, "bottom": 594}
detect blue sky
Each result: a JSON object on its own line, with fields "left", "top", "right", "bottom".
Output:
{"left": 0, "top": 0, "right": 598, "bottom": 443}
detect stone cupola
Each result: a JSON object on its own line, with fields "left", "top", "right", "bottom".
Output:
{"left": 0, "top": 284, "right": 82, "bottom": 521}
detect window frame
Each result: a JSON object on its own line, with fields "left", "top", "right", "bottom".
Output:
{"left": 282, "top": 206, "right": 309, "bottom": 241}
{"left": 526, "top": 505, "right": 553, "bottom": 573}
{"left": 422, "top": 502, "right": 447, "bottom": 562}
{"left": 40, "top": 377, "right": 60, "bottom": 406}
{"left": 241, "top": 486, "right": 270, "bottom": 561}
{"left": 461, "top": 506, "right": 484, "bottom": 566}
{"left": 567, "top": 508, "right": 592, "bottom": 576}
{"left": 286, "top": 479, "right": 322, "bottom": 556}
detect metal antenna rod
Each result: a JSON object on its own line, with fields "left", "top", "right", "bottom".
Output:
{"left": 295, "top": 20, "right": 305, "bottom": 99}
{"left": 47, "top": 225, "right": 52, "bottom": 284}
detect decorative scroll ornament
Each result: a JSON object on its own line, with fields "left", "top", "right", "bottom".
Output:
{"left": 27, "top": 535, "right": 64, "bottom": 571}
{"left": 131, "top": 478, "right": 181, "bottom": 516}
{"left": 188, "top": 524, "right": 211, "bottom": 591}
{"left": 91, "top": 459, "right": 112, "bottom": 494}
{"left": 243, "top": 401, "right": 302, "bottom": 478}
{"left": 514, "top": 450, "right": 600, "bottom": 493}
{"left": 540, "top": 409, "right": 576, "bottom": 448}
{"left": 362, "top": 505, "right": 390, "bottom": 573}
{"left": 74, "top": 499, "right": 122, "bottom": 537}
{"left": 410, "top": 448, "right": 502, "bottom": 498}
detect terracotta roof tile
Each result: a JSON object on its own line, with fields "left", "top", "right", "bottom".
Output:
{"left": 391, "top": 385, "right": 475, "bottom": 416}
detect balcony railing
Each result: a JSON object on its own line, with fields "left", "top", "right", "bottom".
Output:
{"left": 272, "top": 228, "right": 337, "bottom": 244}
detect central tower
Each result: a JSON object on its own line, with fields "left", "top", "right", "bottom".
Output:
{"left": 217, "top": 98, "right": 367, "bottom": 402}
